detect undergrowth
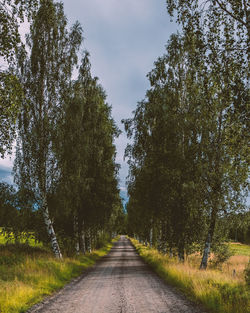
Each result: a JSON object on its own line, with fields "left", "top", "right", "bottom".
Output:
{"left": 130, "top": 238, "right": 250, "bottom": 313}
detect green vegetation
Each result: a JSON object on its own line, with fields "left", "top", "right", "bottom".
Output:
{"left": 0, "top": 0, "right": 124, "bottom": 258}
{"left": 0, "top": 0, "right": 38, "bottom": 157}
{"left": 0, "top": 1, "right": 249, "bottom": 311}
{"left": 229, "top": 243, "right": 250, "bottom": 257}
{"left": 131, "top": 238, "right": 250, "bottom": 313}
{"left": 0, "top": 228, "right": 43, "bottom": 248}
{"left": 123, "top": 0, "right": 249, "bottom": 270}
{"left": 0, "top": 237, "right": 117, "bottom": 313}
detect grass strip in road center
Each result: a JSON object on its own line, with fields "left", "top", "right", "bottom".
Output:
{"left": 0, "top": 237, "right": 118, "bottom": 313}
{"left": 130, "top": 238, "right": 250, "bottom": 313}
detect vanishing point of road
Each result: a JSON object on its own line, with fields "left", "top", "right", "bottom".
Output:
{"left": 29, "top": 236, "right": 206, "bottom": 313}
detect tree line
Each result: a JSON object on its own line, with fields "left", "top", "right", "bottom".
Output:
{"left": 0, "top": 0, "right": 124, "bottom": 257}
{"left": 123, "top": 0, "right": 249, "bottom": 269}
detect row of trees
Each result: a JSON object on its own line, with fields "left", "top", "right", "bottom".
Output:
{"left": 0, "top": 0, "right": 124, "bottom": 257}
{"left": 124, "top": 0, "right": 249, "bottom": 268}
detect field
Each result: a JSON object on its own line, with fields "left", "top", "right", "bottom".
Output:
{"left": 229, "top": 242, "right": 250, "bottom": 257}
{"left": 131, "top": 239, "right": 250, "bottom": 313}
{"left": 0, "top": 234, "right": 117, "bottom": 313}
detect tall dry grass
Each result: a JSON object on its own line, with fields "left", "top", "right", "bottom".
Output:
{"left": 131, "top": 239, "right": 250, "bottom": 313}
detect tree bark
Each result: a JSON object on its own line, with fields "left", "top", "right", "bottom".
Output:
{"left": 86, "top": 228, "right": 92, "bottom": 253}
{"left": 178, "top": 245, "right": 185, "bottom": 262}
{"left": 149, "top": 227, "right": 153, "bottom": 248}
{"left": 42, "top": 194, "right": 62, "bottom": 259}
{"left": 80, "top": 219, "right": 86, "bottom": 254}
{"left": 200, "top": 233, "right": 211, "bottom": 269}
{"left": 200, "top": 207, "right": 217, "bottom": 269}
{"left": 74, "top": 215, "right": 80, "bottom": 254}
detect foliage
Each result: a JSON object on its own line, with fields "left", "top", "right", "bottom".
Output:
{"left": 0, "top": 0, "right": 123, "bottom": 257}
{"left": 0, "top": 183, "right": 18, "bottom": 229}
{"left": 228, "top": 212, "right": 250, "bottom": 244}
{"left": 0, "top": 0, "right": 38, "bottom": 62}
{"left": 0, "top": 0, "right": 38, "bottom": 156}
{"left": 52, "top": 51, "right": 121, "bottom": 253}
{"left": 211, "top": 244, "right": 233, "bottom": 268}
{"left": 0, "top": 72, "right": 23, "bottom": 157}
{"left": 124, "top": 0, "right": 249, "bottom": 269}
{"left": 13, "top": 0, "right": 83, "bottom": 257}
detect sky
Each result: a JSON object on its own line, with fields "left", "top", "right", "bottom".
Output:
{"left": 0, "top": 0, "right": 178, "bottom": 202}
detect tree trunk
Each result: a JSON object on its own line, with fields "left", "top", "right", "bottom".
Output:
{"left": 80, "top": 219, "right": 86, "bottom": 254}
{"left": 200, "top": 207, "right": 217, "bottom": 269}
{"left": 86, "top": 228, "right": 92, "bottom": 253}
{"left": 149, "top": 227, "right": 153, "bottom": 247}
{"left": 235, "top": 228, "right": 238, "bottom": 242}
{"left": 178, "top": 245, "right": 185, "bottom": 262}
{"left": 169, "top": 247, "right": 173, "bottom": 258}
{"left": 74, "top": 215, "right": 80, "bottom": 254}
{"left": 200, "top": 233, "right": 211, "bottom": 269}
{"left": 42, "top": 195, "right": 62, "bottom": 259}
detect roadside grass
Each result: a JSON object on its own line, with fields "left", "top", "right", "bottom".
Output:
{"left": 130, "top": 238, "right": 250, "bottom": 313}
{"left": 0, "top": 238, "right": 117, "bottom": 313}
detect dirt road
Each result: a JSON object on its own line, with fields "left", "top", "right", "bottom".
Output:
{"left": 29, "top": 236, "right": 206, "bottom": 313}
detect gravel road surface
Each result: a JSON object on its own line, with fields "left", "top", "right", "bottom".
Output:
{"left": 28, "top": 236, "right": 206, "bottom": 313}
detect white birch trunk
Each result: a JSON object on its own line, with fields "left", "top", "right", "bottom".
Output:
{"left": 200, "top": 233, "right": 211, "bottom": 269}
{"left": 149, "top": 227, "right": 153, "bottom": 248}
{"left": 81, "top": 219, "right": 86, "bottom": 254}
{"left": 74, "top": 215, "right": 80, "bottom": 254}
{"left": 87, "top": 228, "right": 92, "bottom": 253}
{"left": 42, "top": 195, "right": 62, "bottom": 259}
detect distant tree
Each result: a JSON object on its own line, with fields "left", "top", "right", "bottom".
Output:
{"left": 123, "top": 31, "right": 207, "bottom": 259}
{"left": 56, "top": 52, "right": 121, "bottom": 253}
{"left": 0, "top": 182, "right": 18, "bottom": 231}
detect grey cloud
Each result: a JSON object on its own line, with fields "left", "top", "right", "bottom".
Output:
{"left": 0, "top": 166, "right": 13, "bottom": 185}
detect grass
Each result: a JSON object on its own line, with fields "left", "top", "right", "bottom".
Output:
{"left": 0, "top": 228, "right": 43, "bottom": 248}
{"left": 229, "top": 242, "right": 250, "bottom": 257}
{"left": 0, "top": 237, "right": 117, "bottom": 313}
{"left": 130, "top": 238, "right": 250, "bottom": 313}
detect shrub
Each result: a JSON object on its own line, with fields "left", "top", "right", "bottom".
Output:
{"left": 212, "top": 244, "right": 233, "bottom": 268}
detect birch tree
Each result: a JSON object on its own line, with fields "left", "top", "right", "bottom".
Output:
{"left": 54, "top": 52, "right": 120, "bottom": 254}
{"left": 14, "top": 0, "right": 82, "bottom": 258}
{"left": 165, "top": 0, "right": 249, "bottom": 270}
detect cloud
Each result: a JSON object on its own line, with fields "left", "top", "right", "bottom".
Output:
{"left": 0, "top": 165, "right": 13, "bottom": 184}
{"left": 0, "top": 155, "right": 14, "bottom": 169}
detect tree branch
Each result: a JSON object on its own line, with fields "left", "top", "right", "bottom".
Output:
{"left": 214, "top": 0, "right": 247, "bottom": 26}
